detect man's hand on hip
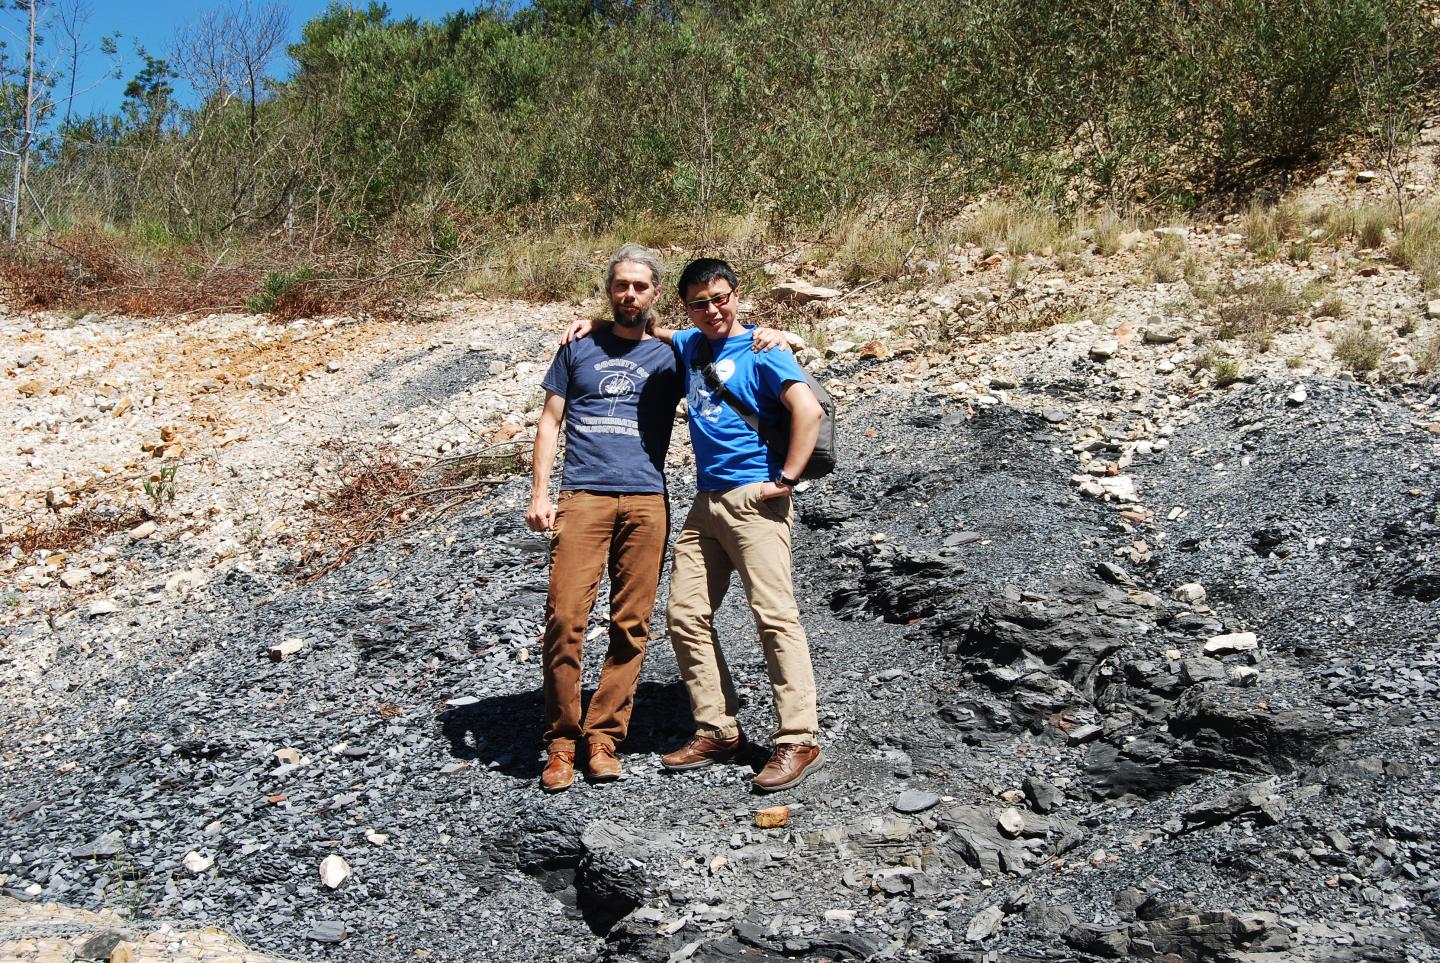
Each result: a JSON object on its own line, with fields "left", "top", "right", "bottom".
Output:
{"left": 758, "top": 481, "right": 792, "bottom": 500}
{"left": 526, "top": 496, "right": 557, "bottom": 531}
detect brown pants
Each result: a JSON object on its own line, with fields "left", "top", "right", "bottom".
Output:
{"left": 542, "top": 490, "right": 668, "bottom": 752}
{"left": 667, "top": 482, "right": 818, "bottom": 746}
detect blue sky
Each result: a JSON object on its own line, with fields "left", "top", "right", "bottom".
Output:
{"left": 33, "top": 1, "right": 468, "bottom": 119}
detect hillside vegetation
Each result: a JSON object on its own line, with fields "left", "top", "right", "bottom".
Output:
{"left": 5, "top": 0, "right": 1437, "bottom": 311}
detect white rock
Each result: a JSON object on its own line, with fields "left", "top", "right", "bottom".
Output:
{"left": 1173, "top": 583, "right": 1207, "bottom": 603}
{"left": 273, "top": 747, "right": 303, "bottom": 766}
{"left": 128, "top": 520, "right": 157, "bottom": 542}
{"left": 60, "top": 569, "right": 92, "bottom": 588}
{"left": 966, "top": 905, "right": 1004, "bottom": 942}
{"left": 1228, "top": 665, "right": 1260, "bottom": 687}
{"left": 268, "top": 637, "right": 306, "bottom": 661}
{"left": 1204, "top": 632, "right": 1258, "bottom": 656}
{"left": 365, "top": 830, "right": 389, "bottom": 846}
{"left": 997, "top": 807, "right": 1025, "bottom": 838}
{"left": 1427, "top": 299, "right": 1440, "bottom": 320}
{"left": 770, "top": 280, "right": 841, "bottom": 304}
{"left": 319, "top": 854, "right": 351, "bottom": 889}
{"left": 1089, "top": 338, "right": 1120, "bottom": 360}
{"left": 183, "top": 851, "right": 214, "bottom": 873}
{"left": 1288, "top": 386, "right": 1307, "bottom": 405}
{"left": 87, "top": 599, "right": 119, "bottom": 616}
{"left": 1355, "top": 170, "right": 1379, "bottom": 183}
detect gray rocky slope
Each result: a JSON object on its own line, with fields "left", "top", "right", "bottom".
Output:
{"left": 2, "top": 335, "right": 1439, "bottom": 963}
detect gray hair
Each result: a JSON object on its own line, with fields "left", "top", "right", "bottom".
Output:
{"left": 606, "top": 243, "right": 664, "bottom": 290}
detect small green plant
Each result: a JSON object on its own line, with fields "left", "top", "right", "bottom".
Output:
{"left": 1332, "top": 325, "right": 1385, "bottom": 371}
{"left": 1145, "top": 232, "right": 1187, "bottom": 283}
{"left": 1197, "top": 348, "right": 1243, "bottom": 385}
{"left": 246, "top": 267, "right": 318, "bottom": 313}
{"left": 1288, "top": 238, "right": 1313, "bottom": 263}
{"left": 143, "top": 462, "right": 180, "bottom": 509}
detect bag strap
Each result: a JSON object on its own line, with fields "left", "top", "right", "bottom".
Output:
{"left": 692, "top": 334, "right": 763, "bottom": 434}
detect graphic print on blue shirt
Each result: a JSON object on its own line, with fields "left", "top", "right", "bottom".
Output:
{"left": 540, "top": 332, "right": 682, "bottom": 493}
{"left": 672, "top": 327, "right": 809, "bottom": 491}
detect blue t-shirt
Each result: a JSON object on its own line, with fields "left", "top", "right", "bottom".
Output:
{"left": 541, "top": 332, "right": 683, "bottom": 493}
{"left": 672, "top": 327, "right": 809, "bottom": 492}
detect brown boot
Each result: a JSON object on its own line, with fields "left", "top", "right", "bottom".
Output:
{"left": 587, "top": 742, "right": 621, "bottom": 781}
{"left": 661, "top": 732, "right": 745, "bottom": 771}
{"left": 752, "top": 743, "right": 822, "bottom": 793}
{"left": 540, "top": 749, "right": 575, "bottom": 793}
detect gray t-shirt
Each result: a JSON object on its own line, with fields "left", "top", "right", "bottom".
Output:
{"left": 541, "top": 332, "right": 683, "bottom": 493}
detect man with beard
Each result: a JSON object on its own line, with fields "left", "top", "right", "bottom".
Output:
{"left": 527, "top": 244, "right": 681, "bottom": 791}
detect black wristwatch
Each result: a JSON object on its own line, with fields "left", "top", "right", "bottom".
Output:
{"left": 777, "top": 473, "right": 800, "bottom": 488}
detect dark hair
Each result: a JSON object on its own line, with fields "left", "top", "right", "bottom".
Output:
{"left": 677, "top": 257, "right": 738, "bottom": 302}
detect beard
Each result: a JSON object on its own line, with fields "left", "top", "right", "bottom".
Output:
{"left": 612, "top": 306, "right": 653, "bottom": 330}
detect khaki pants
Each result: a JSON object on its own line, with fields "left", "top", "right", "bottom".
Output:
{"left": 667, "top": 482, "right": 818, "bottom": 746}
{"left": 542, "top": 491, "right": 668, "bottom": 752}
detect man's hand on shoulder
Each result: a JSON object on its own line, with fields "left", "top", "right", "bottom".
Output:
{"left": 526, "top": 495, "right": 556, "bottom": 532}
{"left": 751, "top": 326, "right": 793, "bottom": 353}
{"left": 560, "top": 317, "right": 605, "bottom": 345}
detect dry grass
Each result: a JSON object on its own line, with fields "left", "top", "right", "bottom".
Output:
{"left": 1081, "top": 207, "right": 1130, "bottom": 256}
{"left": 0, "top": 505, "right": 148, "bottom": 556}
{"left": 0, "top": 229, "right": 259, "bottom": 316}
{"left": 1316, "top": 291, "right": 1347, "bottom": 319}
{"left": 296, "top": 441, "right": 525, "bottom": 581}
{"left": 962, "top": 200, "right": 1066, "bottom": 257}
{"left": 1357, "top": 204, "right": 1398, "bottom": 249}
{"left": 1419, "top": 330, "right": 1440, "bottom": 375}
{"left": 1241, "top": 201, "right": 1304, "bottom": 259}
{"left": 1390, "top": 205, "right": 1440, "bottom": 292}
{"left": 1331, "top": 325, "right": 1385, "bottom": 372}
{"left": 1215, "top": 277, "right": 1305, "bottom": 344}
{"left": 1145, "top": 232, "right": 1188, "bottom": 283}
{"left": 831, "top": 215, "right": 911, "bottom": 283}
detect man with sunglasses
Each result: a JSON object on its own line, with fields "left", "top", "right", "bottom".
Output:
{"left": 660, "top": 257, "right": 826, "bottom": 793}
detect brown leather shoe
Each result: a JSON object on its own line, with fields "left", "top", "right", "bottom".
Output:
{"left": 587, "top": 742, "right": 621, "bottom": 781}
{"left": 540, "top": 749, "right": 575, "bottom": 792}
{"left": 660, "top": 732, "right": 745, "bottom": 771}
{"left": 752, "top": 743, "right": 822, "bottom": 792}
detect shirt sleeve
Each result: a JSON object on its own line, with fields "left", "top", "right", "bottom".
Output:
{"left": 756, "top": 346, "right": 809, "bottom": 399}
{"left": 540, "top": 342, "right": 572, "bottom": 396}
{"left": 671, "top": 329, "right": 698, "bottom": 395}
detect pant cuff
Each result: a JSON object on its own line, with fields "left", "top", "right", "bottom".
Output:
{"left": 697, "top": 724, "right": 741, "bottom": 740}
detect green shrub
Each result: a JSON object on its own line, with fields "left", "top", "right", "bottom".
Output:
{"left": 246, "top": 267, "right": 319, "bottom": 314}
{"left": 1197, "top": 348, "right": 1243, "bottom": 386}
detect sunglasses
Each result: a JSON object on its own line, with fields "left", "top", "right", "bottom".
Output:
{"left": 683, "top": 288, "right": 736, "bottom": 311}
